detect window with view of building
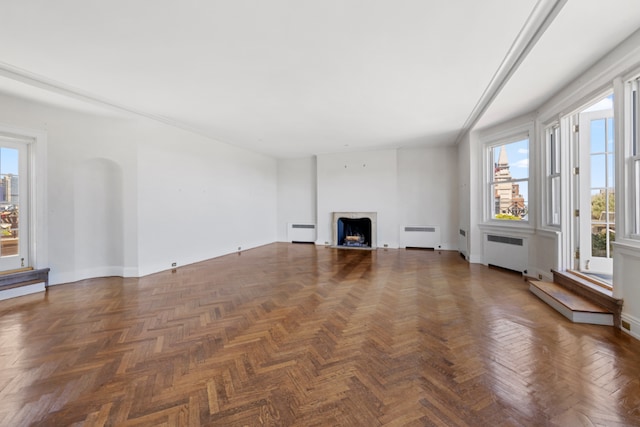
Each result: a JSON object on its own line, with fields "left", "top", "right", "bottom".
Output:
{"left": 488, "top": 137, "right": 529, "bottom": 221}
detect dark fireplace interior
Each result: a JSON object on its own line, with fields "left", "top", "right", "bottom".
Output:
{"left": 337, "top": 217, "right": 372, "bottom": 248}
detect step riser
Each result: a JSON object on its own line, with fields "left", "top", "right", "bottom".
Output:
{"left": 530, "top": 284, "right": 614, "bottom": 326}
{"left": 552, "top": 270, "right": 622, "bottom": 327}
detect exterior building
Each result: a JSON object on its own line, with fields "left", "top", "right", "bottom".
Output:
{"left": 493, "top": 146, "right": 527, "bottom": 218}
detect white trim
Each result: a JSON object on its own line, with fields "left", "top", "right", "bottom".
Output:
{"left": 621, "top": 313, "right": 640, "bottom": 341}
{"left": 455, "top": 0, "right": 568, "bottom": 142}
{"left": 478, "top": 223, "right": 536, "bottom": 236}
{"left": 0, "top": 61, "right": 216, "bottom": 143}
{"left": 0, "top": 281, "right": 45, "bottom": 301}
{"left": 538, "top": 29, "right": 640, "bottom": 124}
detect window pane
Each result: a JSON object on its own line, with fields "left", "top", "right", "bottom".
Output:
{"left": 490, "top": 137, "right": 529, "bottom": 221}
{"left": 491, "top": 180, "right": 528, "bottom": 220}
{"left": 549, "top": 175, "right": 561, "bottom": 225}
{"left": 590, "top": 118, "right": 606, "bottom": 153}
{"left": 492, "top": 138, "right": 529, "bottom": 182}
{"left": 636, "top": 159, "right": 640, "bottom": 234}
{"left": 515, "top": 181, "right": 529, "bottom": 220}
{"left": 633, "top": 87, "right": 638, "bottom": 157}
{"left": 0, "top": 147, "right": 19, "bottom": 257}
{"left": 607, "top": 117, "right": 614, "bottom": 152}
{"left": 607, "top": 153, "right": 614, "bottom": 188}
{"left": 590, "top": 153, "right": 606, "bottom": 188}
{"left": 549, "top": 128, "right": 560, "bottom": 175}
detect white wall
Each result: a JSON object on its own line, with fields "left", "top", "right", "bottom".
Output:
{"left": 0, "top": 91, "right": 278, "bottom": 284}
{"left": 276, "top": 156, "right": 317, "bottom": 242}
{"left": 457, "top": 133, "right": 471, "bottom": 257}
{"left": 316, "top": 149, "right": 398, "bottom": 247}
{"left": 136, "top": 123, "right": 277, "bottom": 276}
{"left": 74, "top": 158, "right": 124, "bottom": 279}
{"left": 397, "top": 145, "right": 459, "bottom": 250}
{"left": 615, "top": 244, "right": 640, "bottom": 340}
{"left": 0, "top": 93, "right": 139, "bottom": 284}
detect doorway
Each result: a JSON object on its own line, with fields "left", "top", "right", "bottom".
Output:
{"left": 574, "top": 94, "right": 615, "bottom": 283}
{"left": 0, "top": 136, "right": 29, "bottom": 271}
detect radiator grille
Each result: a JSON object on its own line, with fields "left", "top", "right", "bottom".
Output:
{"left": 487, "top": 234, "right": 523, "bottom": 246}
{"left": 404, "top": 226, "right": 436, "bottom": 232}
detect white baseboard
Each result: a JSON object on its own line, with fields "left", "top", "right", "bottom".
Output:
{"left": 0, "top": 282, "right": 46, "bottom": 301}
{"left": 531, "top": 268, "right": 553, "bottom": 282}
{"left": 621, "top": 313, "right": 640, "bottom": 341}
{"left": 468, "top": 254, "right": 483, "bottom": 264}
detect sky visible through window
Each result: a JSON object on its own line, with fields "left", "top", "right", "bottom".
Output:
{"left": 501, "top": 138, "right": 529, "bottom": 180}
{"left": 0, "top": 148, "right": 18, "bottom": 175}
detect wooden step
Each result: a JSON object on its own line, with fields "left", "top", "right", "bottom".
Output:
{"left": 529, "top": 280, "right": 614, "bottom": 326}
{"left": 0, "top": 267, "right": 50, "bottom": 291}
{"left": 552, "top": 270, "right": 623, "bottom": 326}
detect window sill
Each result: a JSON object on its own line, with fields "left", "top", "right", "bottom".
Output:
{"left": 478, "top": 221, "right": 536, "bottom": 236}
{"left": 612, "top": 239, "right": 640, "bottom": 252}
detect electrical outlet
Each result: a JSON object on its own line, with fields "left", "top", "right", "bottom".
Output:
{"left": 622, "top": 320, "right": 631, "bottom": 331}
{"left": 324, "top": 241, "right": 329, "bottom": 245}
{"left": 171, "top": 262, "right": 177, "bottom": 267}
{"left": 383, "top": 244, "right": 388, "bottom": 248}
{"left": 538, "top": 274, "right": 542, "bottom": 280}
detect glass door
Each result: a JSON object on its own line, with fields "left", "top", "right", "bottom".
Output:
{"left": 0, "top": 137, "right": 28, "bottom": 271}
{"left": 577, "top": 96, "right": 614, "bottom": 277}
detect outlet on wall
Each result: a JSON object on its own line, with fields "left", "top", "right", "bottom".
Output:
{"left": 171, "top": 262, "right": 177, "bottom": 267}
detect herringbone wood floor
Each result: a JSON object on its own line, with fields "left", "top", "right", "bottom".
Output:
{"left": 1, "top": 243, "right": 639, "bottom": 426}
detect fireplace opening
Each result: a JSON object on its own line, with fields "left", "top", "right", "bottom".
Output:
{"left": 337, "top": 217, "right": 372, "bottom": 248}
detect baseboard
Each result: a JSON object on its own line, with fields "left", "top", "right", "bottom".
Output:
{"left": 621, "top": 313, "right": 640, "bottom": 341}
{"left": 532, "top": 268, "right": 554, "bottom": 282}
{"left": 50, "top": 266, "right": 126, "bottom": 286}
{"left": 468, "top": 254, "right": 483, "bottom": 264}
{"left": 0, "top": 282, "right": 46, "bottom": 301}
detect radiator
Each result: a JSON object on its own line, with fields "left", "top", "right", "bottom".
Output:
{"left": 287, "top": 223, "right": 316, "bottom": 242}
{"left": 400, "top": 226, "right": 441, "bottom": 249}
{"left": 484, "top": 234, "right": 528, "bottom": 273}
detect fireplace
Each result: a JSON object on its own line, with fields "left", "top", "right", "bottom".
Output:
{"left": 332, "top": 212, "right": 377, "bottom": 249}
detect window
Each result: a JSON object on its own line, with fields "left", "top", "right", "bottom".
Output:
{"left": 488, "top": 136, "right": 529, "bottom": 221}
{"left": 546, "top": 124, "right": 561, "bottom": 226}
{"left": 631, "top": 77, "right": 640, "bottom": 237}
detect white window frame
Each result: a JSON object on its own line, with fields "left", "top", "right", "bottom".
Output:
{"left": 544, "top": 123, "right": 561, "bottom": 228}
{"left": 627, "top": 76, "right": 640, "bottom": 240}
{"left": 481, "top": 123, "right": 533, "bottom": 227}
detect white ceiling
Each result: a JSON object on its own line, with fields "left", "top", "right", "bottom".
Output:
{"left": 1, "top": 1, "right": 639, "bottom": 158}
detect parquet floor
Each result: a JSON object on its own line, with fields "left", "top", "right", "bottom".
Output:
{"left": 1, "top": 243, "right": 639, "bottom": 426}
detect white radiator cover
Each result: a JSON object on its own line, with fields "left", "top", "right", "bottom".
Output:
{"left": 400, "top": 225, "right": 441, "bottom": 249}
{"left": 287, "top": 223, "right": 316, "bottom": 242}
{"left": 484, "top": 233, "right": 529, "bottom": 273}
